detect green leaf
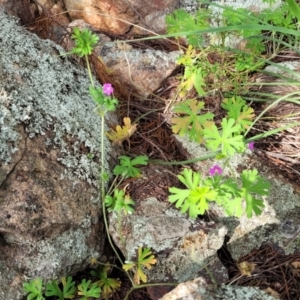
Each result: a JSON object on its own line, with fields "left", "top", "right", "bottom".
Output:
{"left": 45, "top": 277, "right": 76, "bottom": 299}
{"left": 102, "top": 96, "right": 119, "bottom": 112}
{"left": 102, "top": 172, "right": 109, "bottom": 182}
{"left": 24, "top": 278, "right": 45, "bottom": 300}
{"left": 171, "top": 99, "right": 214, "bottom": 143}
{"left": 70, "top": 27, "right": 99, "bottom": 57}
{"left": 241, "top": 169, "right": 270, "bottom": 195}
{"left": 78, "top": 279, "right": 101, "bottom": 300}
{"left": 221, "top": 97, "right": 254, "bottom": 131}
{"left": 262, "top": 5, "right": 293, "bottom": 27}
{"left": 115, "top": 193, "right": 135, "bottom": 215}
{"left": 177, "top": 45, "right": 195, "bottom": 66}
{"left": 89, "top": 86, "right": 104, "bottom": 105}
{"left": 179, "top": 66, "right": 207, "bottom": 98}
{"left": 286, "top": 0, "right": 300, "bottom": 21}
{"left": 235, "top": 53, "right": 257, "bottom": 71}
{"left": 205, "top": 176, "right": 244, "bottom": 217}
{"left": 169, "top": 187, "right": 191, "bottom": 209}
{"left": 45, "top": 280, "right": 62, "bottom": 299}
{"left": 90, "top": 265, "right": 121, "bottom": 299}
{"left": 104, "top": 195, "right": 115, "bottom": 211}
{"left": 189, "top": 186, "right": 217, "bottom": 215}
{"left": 223, "top": 7, "right": 250, "bottom": 26}
{"left": 105, "top": 189, "right": 135, "bottom": 215}
{"left": 203, "top": 118, "right": 245, "bottom": 156}
{"left": 123, "top": 247, "right": 157, "bottom": 285}
{"left": 191, "top": 67, "right": 207, "bottom": 97}
{"left": 166, "top": 9, "right": 208, "bottom": 46}
{"left": 113, "top": 155, "right": 148, "bottom": 178}
{"left": 244, "top": 192, "right": 265, "bottom": 218}
{"left": 169, "top": 168, "right": 216, "bottom": 218}
{"left": 178, "top": 168, "right": 201, "bottom": 190}
{"left": 222, "top": 195, "right": 243, "bottom": 217}
{"left": 241, "top": 169, "right": 270, "bottom": 218}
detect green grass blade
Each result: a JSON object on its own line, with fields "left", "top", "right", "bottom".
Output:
{"left": 286, "top": 0, "right": 300, "bottom": 20}
{"left": 246, "top": 122, "right": 300, "bottom": 142}
{"left": 244, "top": 92, "right": 300, "bottom": 136}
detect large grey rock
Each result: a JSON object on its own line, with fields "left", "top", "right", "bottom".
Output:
{"left": 97, "top": 42, "right": 181, "bottom": 98}
{"left": 0, "top": 9, "right": 112, "bottom": 299}
{"left": 109, "top": 196, "right": 228, "bottom": 284}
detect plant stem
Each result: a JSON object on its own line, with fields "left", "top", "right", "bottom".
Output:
{"left": 99, "top": 113, "right": 135, "bottom": 285}
{"left": 149, "top": 151, "right": 218, "bottom": 165}
{"left": 100, "top": 114, "right": 124, "bottom": 266}
{"left": 85, "top": 51, "right": 126, "bottom": 279}
{"left": 85, "top": 54, "right": 94, "bottom": 87}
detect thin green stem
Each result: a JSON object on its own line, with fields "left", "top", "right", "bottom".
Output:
{"left": 85, "top": 54, "right": 94, "bottom": 87}
{"left": 100, "top": 114, "right": 124, "bottom": 266}
{"left": 82, "top": 53, "right": 123, "bottom": 271}
{"left": 149, "top": 151, "right": 218, "bottom": 165}
{"left": 105, "top": 175, "right": 121, "bottom": 196}
{"left": 246, "top": 122, "right": 300, "bottom": 142}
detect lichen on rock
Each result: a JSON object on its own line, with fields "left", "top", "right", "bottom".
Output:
{"left": 0, "top": 9, "right": 112, "bottom": 186}
{"left": 0, "top": 8, "right": 112, "bottom": 299}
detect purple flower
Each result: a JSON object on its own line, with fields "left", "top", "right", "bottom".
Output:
{"left": 248, "top": 142, "right": 254, "bottom": 151}
{"left": 209, "top": 165, "right": 223, "bottom": 176}
{"left": 103, "top": 83, "right": 113, "bottom": 96}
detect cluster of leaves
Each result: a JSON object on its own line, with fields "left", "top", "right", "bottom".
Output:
{"left": 175, "top": 45, "right": 208, "bottom": 97}
{"left": 24, "top": 245, "right": 158, "bottom": 300}
{"left": 104, "top": 155, "right": 148, "bottom": 214}
{"left": 175, "top": 44, "right": 253, "bottom": 98}
{"left": 105, "top": 188, "right": 135, "bottom": 215}
{"left": 172, "top": 96, "right": 254, "bottom": 156}
{"left": 170, "top": 94, "right": 263, "bottom": 218}
{"left": 24, "top": 246, "right": 157, "bottom": 300}
{"left": 24, "top": 276, "right": 101, "bottom": 300}
{"left": 166, "top": 1, "right": 300, "bottom": 98}
{"left": 222, "top": 2, "right": 298, "bottom": 50}
{"left": 169, "top": 168, "right": 270, "bottom": 219}
{"left": 220, "top": 2, "right": 299, "bottom": 71}
{"left": 164, "top": 0, "right": 300, "bottom": 221}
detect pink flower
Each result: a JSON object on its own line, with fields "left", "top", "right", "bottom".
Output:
{"left": 248, "top": 142, "right": 254, "bottom": 151}
{"left": 103, "top": 83, "right": 113, "bottom": 96}
{"left": 209, "top": 165, "right": 223, "bottom": 176}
